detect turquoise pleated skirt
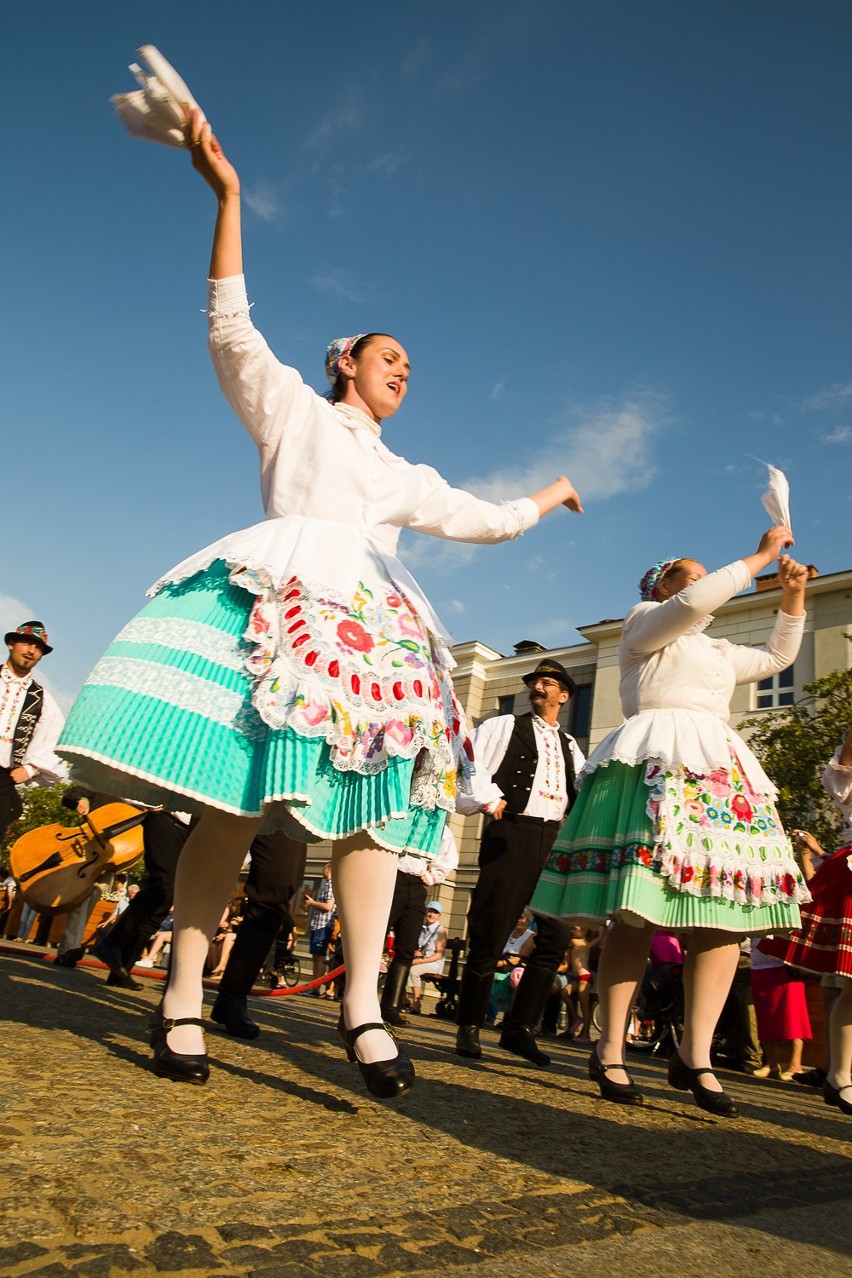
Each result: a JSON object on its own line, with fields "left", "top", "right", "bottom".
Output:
{"left": 58, "top": 561, "right": 450, "bottom": 856}
{"left": 531, "top": 759, "right": 807, "bottom": 934}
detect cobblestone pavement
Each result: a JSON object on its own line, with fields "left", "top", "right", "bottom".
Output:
{"left": 2, "top": 945, "right": 851, "bottom": 1277}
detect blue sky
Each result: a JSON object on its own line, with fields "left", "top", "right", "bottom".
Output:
{"left": 4, "top": 1, "right": 851, "bottom": 711}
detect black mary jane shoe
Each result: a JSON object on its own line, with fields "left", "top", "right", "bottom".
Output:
{"left": 588, "top": 1048, "right": 644, "bottom": 1106}
{"left": 824, "top": 1081, "right": 852, "bottom": 1115}
{"left": 668, "top": 1050, "right": 739, "bottom": 1118}
{"left": 337, "top": 1014, "right": 415, "bottom": 1099}
{"left": 150, "top": 1006, "right": 210, "bottom": 1085}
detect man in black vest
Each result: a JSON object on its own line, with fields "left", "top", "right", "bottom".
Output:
{"left": 0, "top": 621, "right": 65, "bottom": 841}
{"left": 455, "top": 659, "right": 585, "bottom": 1065}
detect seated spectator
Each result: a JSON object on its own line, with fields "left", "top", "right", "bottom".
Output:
{"left": 487, "top": 911, "right": 537, "bottom": 1024}
{"left": 136, "top": 911, "right": 175, "bottom": 969}
{"left": 206, "top": 897, "right": 245, "bottom": 979}
{"left": 407, "top": 902, "right": 449, "bottom": 1014}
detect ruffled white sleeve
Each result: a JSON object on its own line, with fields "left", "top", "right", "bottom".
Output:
{"left": 623, "top": 561, "right": 753, "bottom": 656}
{"left": 207, "top": 276, "right": 309, "bottom": 448}
{"left": 405, "top": 464, "right": 539, "bottom": 544}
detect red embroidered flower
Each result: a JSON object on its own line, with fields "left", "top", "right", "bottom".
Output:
{"left": 337, "top": 620, "right": 374, "bottom": 652}
{"left": 730, "top": 794, "right": 753, "bottom": 822}
{"left": 386, "top": 594, "right": 402, "bottom": 608}
{"left": 681, "top": 865, "right": 695, "bottom": 884}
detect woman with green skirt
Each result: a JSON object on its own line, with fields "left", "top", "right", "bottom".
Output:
{"left": 531, "top": 527, "right": 810, "bottom": 1115}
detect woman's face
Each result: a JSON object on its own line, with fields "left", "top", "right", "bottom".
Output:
{"left": 657, "top": 558, "right": 706, "bottom": 599}
{"left": 339, "top": 335, "right": 410, "bottom": 422}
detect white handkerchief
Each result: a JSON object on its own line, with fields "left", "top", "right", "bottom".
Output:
{"left": 760, "top": 463, "right": 792, "bottom": 533}
{"left": 111, "top": 45, "right": 206, "bottom": 149}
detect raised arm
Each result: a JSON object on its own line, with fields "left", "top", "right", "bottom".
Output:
{"left": 185, "top": 109, "right": 242, "bottom": 279}
{"left": 624, "top": 526, "right": 795, "bottom": 656}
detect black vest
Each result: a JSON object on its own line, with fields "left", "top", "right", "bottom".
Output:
{"left": 492, "top": 713, "right": 577, "bottom": 818}
{"left": 11, "top": 678, "right": 44, "bottom": 769}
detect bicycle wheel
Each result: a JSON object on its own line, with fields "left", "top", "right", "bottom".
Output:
{"left": 281, "top": 956, "right": 301, "bottom": 988}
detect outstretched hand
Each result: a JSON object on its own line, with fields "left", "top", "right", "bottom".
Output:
{"left": 562, "top": 483, "right": 584, "bottom": 514}
{"left": 184, "top": 106, "right": 240, "bottom": 200}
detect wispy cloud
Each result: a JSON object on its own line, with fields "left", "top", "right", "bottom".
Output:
{"left": 243, "top": 185, "right": 283, "bottom": 224}
{"left": 822, "top": 425, "right": 852, "bottom": 444}
{"left": 800, "top": 382, "right": 852, "bottom": 413}
{"left": 400, "top": 38, "right": 430, "bottom": 80}
{"left": 398, "top": 535, "right": 478, "bottom": 574}
{"left": 307, "top": 268, "right": 366, "bottom": 303}
{"left": 304, "top": 94, "right": 365, "bottom": 154}
{"left": 365, "top": 151, "right": 407, "bottom": 177}
{"left": 490, "top": 382, "right": 505, "bottom": 401}
{"left": 747, "top": 410, "right": 783, "bottom": 426}
{"left": 461, "top": 393, "right": 665, "bottom": 505}
{"left": 439, "top": 598, "right": 466, "bottom": 615}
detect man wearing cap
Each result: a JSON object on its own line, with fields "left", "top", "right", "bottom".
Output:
{"left": 1, "top": 622, "right": 66, "bottom": 841}
{"left": 455, "top": 659, "right": 585, "bottom": 1065}
{"left": 406, "top": 899, "right": 449, "bottom": 1015}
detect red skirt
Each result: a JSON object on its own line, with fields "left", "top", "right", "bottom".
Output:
{"left": 761, "top": 844, "right": 852, "bottom": 978}
{"left": 751, "top": 967, "right": 812, "bottom": 1041}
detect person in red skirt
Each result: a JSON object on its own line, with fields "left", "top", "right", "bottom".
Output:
{"left": 749, "top": 940, "right": 812, "bottom": 1079}
{"left": 764, "top": 728, "right": 852, "bottom": 1114}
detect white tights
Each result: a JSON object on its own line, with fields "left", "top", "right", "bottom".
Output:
{"left": 161, "top": 810, "right": 400, "bottom": 1065}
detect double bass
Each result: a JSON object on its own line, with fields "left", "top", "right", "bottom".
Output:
{"left": 9, "top": 803, "right": 146, "bottom": 914}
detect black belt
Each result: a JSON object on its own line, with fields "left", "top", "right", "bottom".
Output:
{"left": 501, "top": 812, "right": 562, "bottom": 830}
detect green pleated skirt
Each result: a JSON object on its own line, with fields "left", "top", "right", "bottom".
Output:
{"left": 531, "top": 760, "right": 806, "bottom": 934}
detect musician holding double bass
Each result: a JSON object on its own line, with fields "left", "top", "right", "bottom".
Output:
{"left": 1, "top": 622, "right": 66, "bottom": 843}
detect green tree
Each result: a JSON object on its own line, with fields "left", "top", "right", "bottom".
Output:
{"left": 739, "top": 664, "right": 852, "bottom": 850}
{"left": 0, "top": 784, "right": 77, "bottom": 874}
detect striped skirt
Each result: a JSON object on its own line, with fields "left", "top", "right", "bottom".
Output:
{"left": 57, "top": 559, "right": 463, "bottom": 857}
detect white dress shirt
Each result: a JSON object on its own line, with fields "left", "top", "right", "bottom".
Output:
{"left": 457, "top": 713, "right": 586, "bottom": 818}
{"left": 0, "top": 663, "right": 66, "bottom": 782}
{"left": 824, "top": 746, "right": 852, "bottom": 844}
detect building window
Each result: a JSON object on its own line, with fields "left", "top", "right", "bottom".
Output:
{"left": 755, "top": 666, "right": 794, "bottom": 709}
{"left": 498, "top": 694, "right": 515, "bottom": 716}
{"left": 566, "top": 684, "right": 592, "bottom": 740}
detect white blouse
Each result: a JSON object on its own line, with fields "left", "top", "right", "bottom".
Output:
{"left": 585, "top": 560, "right": 805, "bottom": 792}
{"left": 151, "top": 275, "right": 539, "bottom": 655}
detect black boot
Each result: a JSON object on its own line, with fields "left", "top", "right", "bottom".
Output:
{"left": 211, "top": 991, "right": 260, "bottom": 1039}
{"left": 380, "top": 958, "right": 412, "bottom": 1027}
{"left": 500, "top": 965, "right": 556, "bottom": 1067}
{"left": 455, "top": 968, "right": 494, "bottom": 1059}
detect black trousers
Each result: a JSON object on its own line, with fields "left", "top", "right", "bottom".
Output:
{"left": 0, "top": 768, "right": 23, "bottom": 844}
{"left": 219, "top": 831, "right": 306, "bottom": 996}
{"left": 386, "top": 872, "right": 428, "bottom": 965}
{"left": 107, "top": 811, "right": 190, "bottom": 968}
{"left": 466, "top": 816, "right": 570, "bottom": 975}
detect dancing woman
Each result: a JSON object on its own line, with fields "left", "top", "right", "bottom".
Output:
{"left": 531, "top": 529, "right": 810, "bottom": 1115}
{"left": 58, "top": 110, "right": 583, "bottom": 1095}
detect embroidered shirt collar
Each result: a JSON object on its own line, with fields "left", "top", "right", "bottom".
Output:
{"left": 531, "top": 714, "right": 561, "bottom": 734}
{"left": 1, "top": 662, "right": 31, "bottom": 690}
{"left": 333, "top": 401, "right": 382, "bottom": 439}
